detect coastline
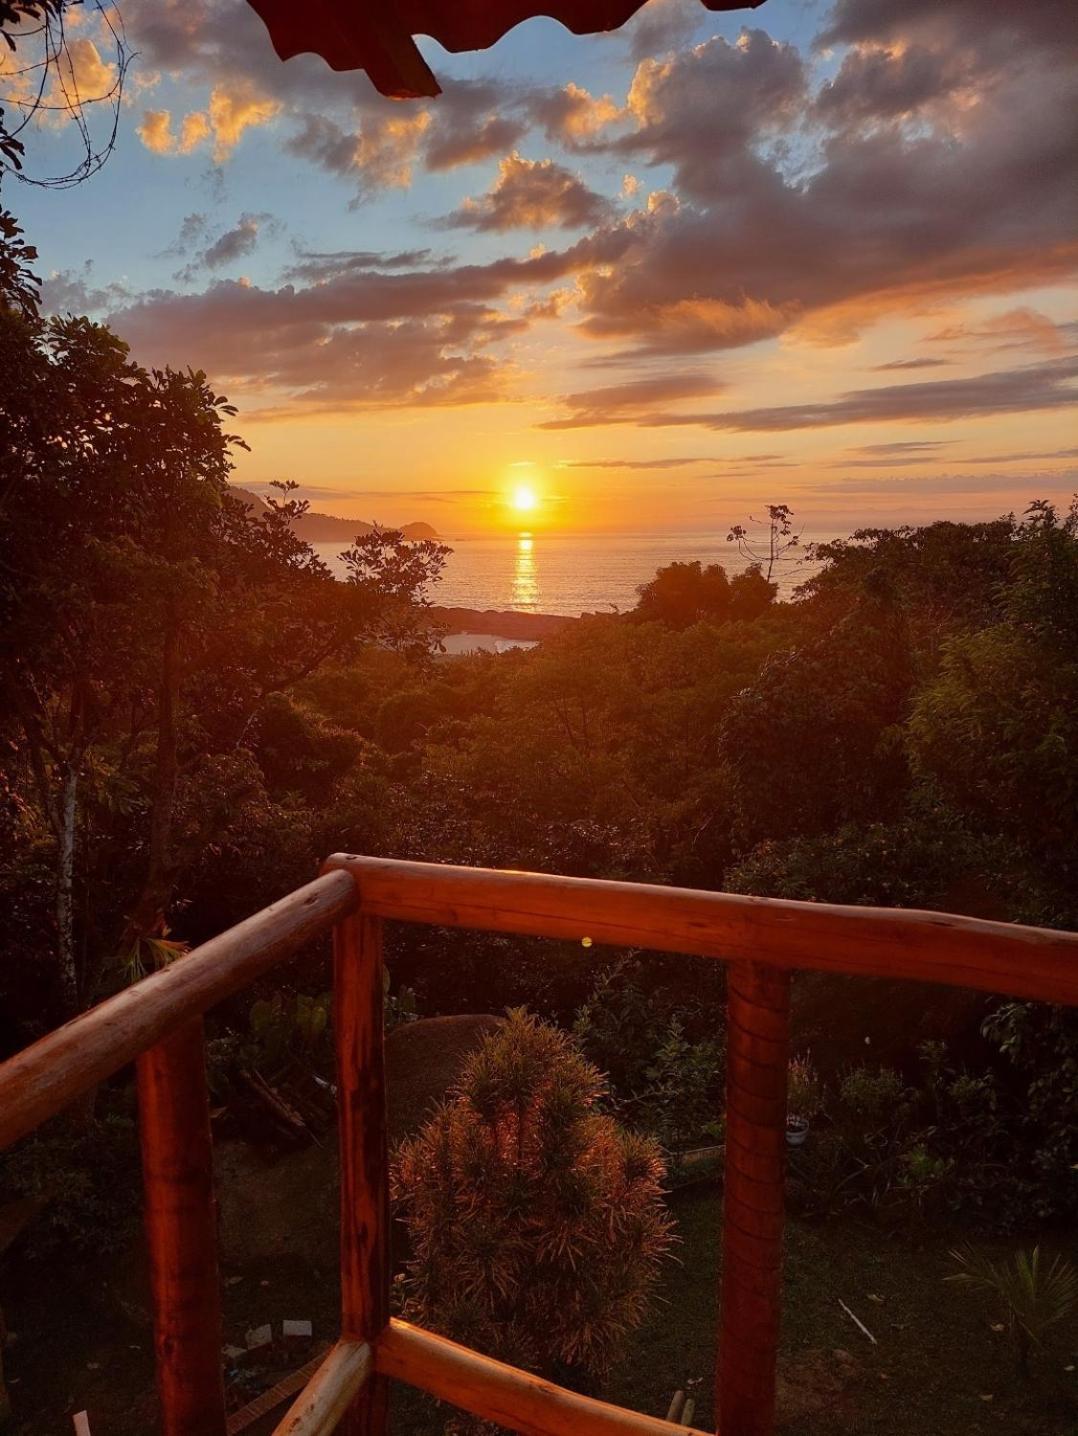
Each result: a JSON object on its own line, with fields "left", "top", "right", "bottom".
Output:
{"left": 429, "top": 605, "right": 575, "bottom": 641}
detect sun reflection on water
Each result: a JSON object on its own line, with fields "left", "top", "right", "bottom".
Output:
{"left": 512, "top": 532, "right": 539, "bottom": 611}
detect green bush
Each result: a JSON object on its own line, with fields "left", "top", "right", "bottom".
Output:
{"left": 392, "top": 1010, "right": 674, "bottom": 1396}
{"left": 0, "top": 1111, "right": 139, "bottom": 1257}
{"left": 573, "top": 960, "right": 725, "bottom": 1150}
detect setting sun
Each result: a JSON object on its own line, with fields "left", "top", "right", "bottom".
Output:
{"left": 511, "top": 484, "right": 539, "bottom": 514}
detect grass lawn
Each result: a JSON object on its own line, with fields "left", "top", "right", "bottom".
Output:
{"left": 608, "top": 1188, "right": 1078, "bottom": 1435}
{"left": 391, "top": 1186, "right": 1078, "bottom": 1434}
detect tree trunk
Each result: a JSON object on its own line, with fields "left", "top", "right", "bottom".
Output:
{"left": 56, "top": 762, "right": 79, "bottom": 1018}
{"left": 123, "top": 621, "right": 180, "bottom": 956}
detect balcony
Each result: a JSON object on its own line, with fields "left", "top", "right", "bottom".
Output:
{"left": 1, "top": 855, "right": 1075, "bottom": 1436}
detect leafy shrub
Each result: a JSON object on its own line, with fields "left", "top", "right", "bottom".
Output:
{"left": 981, "top": 1002, "right": 1078, "bottom": 1223}
{"left": 0, "top": 1111, "right": 139, "bottom": 1257}
{"left": 839, "top": 1065, "right": 906, "bottom": 1121}
{"left": 638, "top": 1017, "right": 725, "bottom": 1155}
{"left": 787, "top": 1055, "right": 823, "bottom": 1121}
{"left": 947, "top": 1245, "right": 1078, "bottom": 1373}
{"left": 392, "top": 1010, "right": 674, "bottom": 1394}
{"left": 573, "top": 960, "right": 725, "bottom": 1150}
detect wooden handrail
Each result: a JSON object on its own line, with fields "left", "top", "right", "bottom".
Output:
{"left": 325, "top": 855, "right": 1078, "bottom": 1005}
{"left": 0, "top": 870, "right": 356, "bottom": 1150}
{"left": 3, "top": 854, "right": 1076, "bottom": 1436}
{"left": 271, "top": 1340, "right": 372, "bottom": 1436}
{"left": 375, "top": 1320, "right": 712, "bottom": 1436}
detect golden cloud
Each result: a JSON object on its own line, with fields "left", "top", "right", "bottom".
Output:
{"left": 136, "top": 83, "right": 280, "bottom": 161}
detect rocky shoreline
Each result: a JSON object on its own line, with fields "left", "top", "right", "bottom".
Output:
{"left": 429, "top": 606, "right": 575, "bottom": 640}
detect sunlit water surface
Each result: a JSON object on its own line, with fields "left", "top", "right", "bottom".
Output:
{"left": 315, "top": 530, "right": 826, "bottom": 618}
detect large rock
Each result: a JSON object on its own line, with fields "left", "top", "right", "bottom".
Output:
{"left": 214, "top": 1014, "right": 502, "bottom": 1271}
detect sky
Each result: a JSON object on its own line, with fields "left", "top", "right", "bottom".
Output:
{"left": 6, "top": 0, "right": 1078, "bottom": 535}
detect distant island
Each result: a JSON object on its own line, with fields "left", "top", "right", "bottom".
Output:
{"left": 231, "top": 486, "right": 439, "bottom": 543}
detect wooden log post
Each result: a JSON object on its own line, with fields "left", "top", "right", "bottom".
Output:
{"left": 334, "top": 911, "right": 389, "bottom": 1435}
{"left": 718, "top": 961, "right": 791, "bottom": 1436}
{"left": 136, "top": 1017, "right": 226, "bottom": 1436}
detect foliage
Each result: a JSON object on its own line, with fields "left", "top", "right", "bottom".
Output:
{"left": 980, "top": 1002, "right": 1078, "bottom": 1222}
{"left": 727, "top": 503, "right": 801, "bottom": 582}
{"left": 947, "top": 1245, "right": 1078, "bottom": 1373}
{"left": 572, "top": 959, "right": 725, "bottom": 1149}
{"left": 392, "top": 1010, "right": 674, "bottom": 1394}
{"left": 787, "top": 1055, "right": 823, "bottom": 1121}
{"left": 0, "top": 303, "right": 448, "bottom": 1032}
{"left": 0, "top": 208, "right": 39, "bottom": 316}
{"left": 633, "top": 559, "right": 776, "bottom": 627}
{"left": 637, "top": 1018, "right": 725, "bottom": 1154}
{"left": 0, "top": 1110, "right": 138, "bottom": 1256}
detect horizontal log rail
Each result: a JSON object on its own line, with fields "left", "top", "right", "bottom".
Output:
{"left": 1, "top": 854, "right": 1076, "bottom": 1436}
{"left": 323, "top": 855, "right": 1078, "bottom": 1005}
{"left": 375, "top": 1320, "right": 711, "bottom": 1436}
{"left": 0, "top": 870, "right": 356, "bottom": 1149}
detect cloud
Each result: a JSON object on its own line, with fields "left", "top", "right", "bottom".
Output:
{"left": 202, "top": 214, "right": 267, "bottom": 267}
{"left": 603, "top": 355, "right": 1078, "bottom": 432}
{"left": 540, "top": 372, "right": 724, "bottom": 428}
{"left": 808, "top": 470, "right": 1077, "bottom": 497}
{"left": 42, "top": 265, "right": 132, "bottom": 314}
{"left": 446, "top": 153, "right": 614, "bottom": 232}
{"left": 136, "top": 83, "right": 279, "bottom": 161}
{"left": 530, "top": 82, "right": 624, "bottom": 145}
{"left": 558, "top": 456, "right": 716, "bottom": 469}
{"left": 959, "top": 446, "right": 1078, "bottom": 465}
{"left": 280, "top": 248, "right": 443, "bottom": 284}
{"left": 925, "top": 307, "right": 1074, "bottom": 356}
{"left": 848, "top": 440, "right": 954, "bottom": 455}
{"left": 556, "top": 9, "right": 1078, "bottom": 358}
{"left": 136, "top": 110, "right": 179, "bottom": 154}
{"left": 205, "top": 82, "right": 281, "bottom": 159}
{"left": 870, "top": 357, "right": 951, "bottom": 371}
{"left": 625, "top": 0, "right": 703, "bottom": 62}
{"left": 102, "top": 227, "right": 644, "bottom": 413}
{"left": 166, "top": 213, "right": 279, "bottom": 282}
{"left": 285, "top": 109, "right": 431, "bottom": 190}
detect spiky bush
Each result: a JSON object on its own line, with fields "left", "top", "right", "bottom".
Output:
{"left": 392, "top": 1009, "right": 674, "bottom": 1385}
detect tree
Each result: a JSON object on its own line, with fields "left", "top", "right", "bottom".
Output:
{"left": 1, "top": 1, "right": 129, "bottom": 188}
{"left": 0, "top": 294, "right": 450, "bottom": 1019}
{"left": 392, "top": 1010, "right": 673, "bottom": 1393}
{"left": 727, "top": 504, "right": 800, "bottom": 582}
{"left": 717, "top": 597, "right": 914, "bottom": 848}
{"left": 908, "top": 501, "right": 1078, "bottom": 921}
{"left": 633, "top": 559, "right": 775, "bottom": 628}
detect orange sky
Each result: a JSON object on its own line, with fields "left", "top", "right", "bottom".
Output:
{"left": 19, "top": 0, "right": 1078, "bottom": 536}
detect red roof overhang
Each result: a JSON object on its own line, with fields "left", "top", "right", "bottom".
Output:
{"left": 245, "top": 0, "right": 768, "bottom": 99}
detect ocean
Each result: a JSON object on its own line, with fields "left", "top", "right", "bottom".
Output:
{"left": 314, "top": 530, "right": 822, "bottom": 618}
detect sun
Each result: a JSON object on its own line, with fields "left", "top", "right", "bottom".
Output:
{"left": 511, "top": 484, "right": 539, "bottom": 514}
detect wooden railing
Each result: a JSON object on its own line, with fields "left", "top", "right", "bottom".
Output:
{"left": 1, "top": 855, "right": 1076, "bottom": 1436}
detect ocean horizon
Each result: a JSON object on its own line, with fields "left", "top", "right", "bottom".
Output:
{"left": 315, "top": 528, "right": 828, "bottom": 617}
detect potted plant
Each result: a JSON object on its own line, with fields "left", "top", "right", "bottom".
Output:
{"left": 786, "top": 1054, "right": 823, "bottom": 1148}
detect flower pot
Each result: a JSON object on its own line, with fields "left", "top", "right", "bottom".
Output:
{"left": 786, "top": 1115, "right": 809, "bottom": 1148}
